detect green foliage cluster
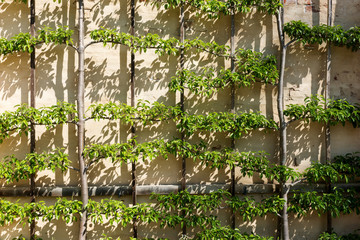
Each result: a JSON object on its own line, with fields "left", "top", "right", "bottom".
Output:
{"left": 0, "top": 102, "right": 77, "bottom": 143}
{"left": 303, "top": 154, "right": 360, "bottom": 183}
{"left": 178, "top": 111, "right": 277, "bottom": 138}
{"left": 83, "top": 137, "right": 360, "bottom": 185}
{"left": 264, "top": 165, "right": 300, "bottom": 182}
{"left": 284, "top": 95, "right": 360, "bottom": 127}
{"left": 289, "top": 188, "right": 360, "bottom": 217}
{"left": 0, "top": 198, "right": 82, "bottom": 226}
{"left": 2, "top": 0, "right": 282, "bottom": 16}
{"left": 83, "top": 138, "right": 168, "bottom": 165}
{"left": 318, "top": 232, "right": 360, "bottom": 240}
{"left": 152, "top": 0, "right": 282, "bottom": 17}
{"left": 90, "top": 29, "right": 230, "bottom": 56}
{"left": 227, "top": 195, "right": 285, "bottom": 221}
{"left": 169, "top": 49, "right": 278, "bottom": 96}
{"left": 1, "top": 187, "right": 359, "bottom": 234}
{"left": 2, "top": 132, "right": 359, "bottom": 208}
{"left": 0, "top": 26, "right": 73, "bottom": 55}
{"left": 12, "top": 231, "right": 360, "bottom": 240}
{"left": 89, "top": 102, "right": 278, "bottom": 138}
{"left": 88, "top": 101, "right": 182, "bottom": 124}
{"left": 1, "top": 99, "right": 359, "bottom": 186}
{"left": 195, "top": 227, "right": 274, "bottom": 240}
{"left": 284, "top": 21, "right": 360, "bottom": 51}
{"left": 152, "top": 190, "right": 225, "bottom": 228}
{"left": 0, "top": 101, "right": 276, "bottom": 146}
{"left": 1, "top": 0, "right": 60, "bottom": 3}
{"left": 0, "top": 149, "right": 70, "bottom": 183}
{"left": 84, "top": 139, "right": 269, "bottom": 177}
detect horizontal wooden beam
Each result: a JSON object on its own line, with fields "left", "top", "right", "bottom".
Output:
{"left": 0, "top": 182, "right": 359, "bottom": 197}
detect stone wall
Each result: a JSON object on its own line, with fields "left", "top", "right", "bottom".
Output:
{"left": 0, "top": 0, "right": 359, "bottom": 239}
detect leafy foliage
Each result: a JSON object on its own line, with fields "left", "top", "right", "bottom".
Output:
{"left": 178, "top": 111, "right": 278, "bottom": 138}
{"left": 318, "top": 232, "right": 360, "bottom": 240}
{"left": 152, "top": 190, "right": 225, "bottom": 228}
{"left": 303, "top": 153, "right": 360, "bottom": 183}
{"left": 0, "top": 198, "right": 82, "bottom": 226}
{"left": 289, "top": 188, "right": 360, "bottom": 217}
{"left": 195, "top": 226, "right": 274, "bottom": 239}
{"left": 84, "top": 138, "right": 269, "bottom": 177}
{"left": 0, "top": 149, "right": 70, "bottom": 183}
{"left": 284, "top": 95, "right": 360, "bottom": 127}
{"left": 88, "top": 100, "right": 182, "bottom": 125}
{"left": 88, "top": 101, "right": 277, "bottom": 138}
{"left": 169, "top": 50, "right": 278, "bottom": 96}
{"left": 0, "top": 26, "right": 73, "bottom": 55}
{"left": 1, "top": 101, "right": 276, "bottom": 145}
{"left": 227, "top": 195, "right": 284, "bottom": 221}
{"left": 0, "top": 102, "right": 77, "bottom": 143}
{"left": 83, "top": 138, "right": 167, "bottom": 165}
{"left": 265, "top": 165, "right": 300, "bottom": 183}
{"left": 90, "top": 29, "right": 230, "bottom": 57}
{"left": 151, "top": 0, "right": 282, "bottom": 17}
{"left": 0, "top": 186, "right": 358, "bottom": 233}
{"left": 1, "top": 0, "right": 60, "bottom": 3}
{"left": 0, "top": 198, "right": 155, "bottom": 227}
{"left": 284, "top": 21, "right": 360, "bottom": 51}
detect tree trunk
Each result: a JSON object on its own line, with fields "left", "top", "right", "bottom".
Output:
{"left": 276, "top": 2, "right": 290, "bottom": 239}
{"left": 179, "top": 5, "right": 186, "bottom": 236}
{"left": 77, "top": 1, "right": 88, "bottom": 239}
{"left": 325, "top": 0, "right": 333, "bottom": 233}
{"left": 130, "top": 0, "right": 137, "bottom": 237}
{"left": 230, "top": 8, "right": 236, "bottom": 232}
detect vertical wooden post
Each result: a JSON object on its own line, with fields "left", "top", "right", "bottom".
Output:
{"left": 130, "top": 0, "right": 137, "bottom": 238}
{"left": 179, "top": 4, "right": 186, "bottom": 237}
{"left": 230, "top": 8, "right": 236, "bottom": 232}
{"left": 30, "top": 0, "right": 36, "bottom": 239}
{"left": 325, "top": 0, "right": 333, "bottom": 233}
{"left": 77, "top": 1, "right": 89, "bottom": 239}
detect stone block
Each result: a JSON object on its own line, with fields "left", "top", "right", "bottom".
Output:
{"left": 298, "top": 0, "right": 312, "bottom": 5}
{"left": 285, "top": 0, "right": 297, "bottom": 4}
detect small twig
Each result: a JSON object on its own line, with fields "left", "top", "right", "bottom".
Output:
{"left": 84, "top": 41, "right": 101, "bottom": 49}
{"left": 67, "top": 44, "right": 78, "bottom": 52}
{"left": 287, "top": 178, "right": 306, "bottom": 187}
{"left": 286, "top": 118, "right": 298, "bottom": 126}
{"left": 68, "top": 166, "right": 80, "bottom": 172}
{"left": 285, "top": 39, "right": 297, "bottom": 48}
{"left": 85, "top": 157, "right": 102, "bottom": 170}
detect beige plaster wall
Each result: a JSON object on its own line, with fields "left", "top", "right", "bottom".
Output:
{"left": 0, "top": 0, "right": 359, "bottom": 239}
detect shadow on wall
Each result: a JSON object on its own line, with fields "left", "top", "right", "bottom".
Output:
{"left": 1, "top": 0, "right": 359, "bottom": 239}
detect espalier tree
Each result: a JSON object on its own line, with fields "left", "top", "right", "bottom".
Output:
{"left": 0, "top": 0, "right": 359, "bottom": 240}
